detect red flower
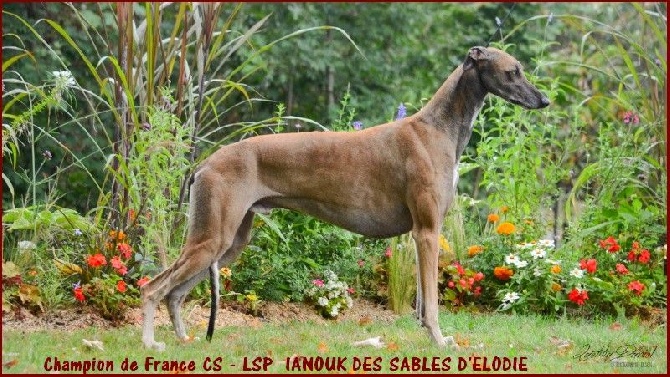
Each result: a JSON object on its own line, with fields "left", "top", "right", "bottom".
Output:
{"left": 627, "top": 251, "right": 637, "bottom": 262}
{"left": 473, "top": 286, "right": 482, "bottom": 296}
{"left": 116, "top": 280, "right": 127, "bottom": 293}
{"left": 459, "top": 279, "right": 468, "bottom": 289}
{"left": 598, "top": 236, "right": 620, "bottom": 253}
{"left": 117, "top": 243, "right": 133, "bottom": 259}
{"left": 579, "top": 258, "right": 598, "bottom": 274}
{"left": 73, "top": 286, "right": 85, "bottom": 302}
{"left": 615, "top": 263, "right": 629, "bottom": 275}
{"left": 628, "top": 280, "right": 645, "bottom": 295}
{"left": 474, "top": 272, "right": 484, "bottom": 282}
{"left": 638, "top": 249, "right": 650, "bottom": 264}
{"left": 447, "top": 281, "right": 455, "bottom": 288}
{"left": 110, "top": 256, "right": 128, "bottom": 276}
{"left": 567, "top": 288, "right": 589, "bottom": 305}
{"left": 453, "top": 262, "right": 465, "bottom": 276}
{"left": 86, "top": 253, "right": 107, "bottom": 268}
{"left": 137, "top": 276, "right": 150, "bottom": 287}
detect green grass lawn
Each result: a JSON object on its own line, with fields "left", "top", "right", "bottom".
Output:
{"left": 2, "top": 309, "right": 666, "bottom": 374}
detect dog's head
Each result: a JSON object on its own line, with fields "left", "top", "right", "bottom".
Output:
{"left": 463, "top": 46, "right": 549, "bottom": 109}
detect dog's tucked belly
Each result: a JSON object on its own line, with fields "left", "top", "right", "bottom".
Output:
{"left": 252, "top": 197, "right": 413, "bottom": 238}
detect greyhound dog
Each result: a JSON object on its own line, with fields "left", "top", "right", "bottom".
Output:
{"left": 141, "top": 46, "right": 549, "bottom": 351}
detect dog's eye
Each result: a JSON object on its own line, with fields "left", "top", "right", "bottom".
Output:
{"left": 505, "top": 71, "right": 513, "bottom": 81}
{"left": 514, "top": 67, "right": 521, "bottom": 77}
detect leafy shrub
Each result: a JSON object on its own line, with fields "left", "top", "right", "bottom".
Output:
{"left": 230, "top": 210, "right": 383, "bottom": 302}
{"left": 305, "top": 270, "right": 354, "bottom": 318}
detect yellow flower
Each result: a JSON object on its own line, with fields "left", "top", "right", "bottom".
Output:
{"left": 487, "top": 213, "right": 500, "bottom": 223}
{"left": 245, "top": 293, "right": 258, "bottom": 302}
{"left": 550, "top": 265, "right": 561, "bottom": 274}
{"left": 220, "top": 267, "right": 232, "bottom": 278}
{"left": 496, "top": 222, "right": 516, "bottom": 235}
{"left": 467, "top": 245, "right": 484, "bottom": 257}
{"left": 439, "top": 234, "right": 451, "bottom": 251}
{"left": 551, "top": 282, "right": 562, "bottom": 292}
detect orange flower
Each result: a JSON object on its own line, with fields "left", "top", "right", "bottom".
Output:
{"left": 493, "top": 266, "right": 514, "bottom": 281}
{"left": 116, "top": 280, "right": 127, "bottom": 293}
{"left": 550, "top": 265, "right": 561, "bottom": 274}
{"left": 551, "top": 282, "right": 562, "bottom": 292}
{"left": 109, "top": 229, "right": 126, "bottom": 242}
{"left": 487, "top": 213, "right": 500, "bottom": 223}
{"left": 500, "top": 205, "right": 510, "bottom": 214}
{"left": 468, "top": 245, "right": 484, "bottom": 257}
{"left": 496, "top": 222, "right": 516, "bottom": 235}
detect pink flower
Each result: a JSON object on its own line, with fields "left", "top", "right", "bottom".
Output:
{"left": 357, "top": 259, "right": 365, "bottom": 268}
{"left": 117, "top": 243, "right": 133, "bottom": 259}
{"left": 615, "top": 263, "right": 629, "bottom": 275}
{"left": 628, "top": 280, "right": 645, "bottom": 295}
{"left": 137, "top": 276, "right": 150, "bottom": 287}
{"left": 447, "top": 281, "right": 455, "bottom": 288}
{"left": 474, "top": 272, "right": 484, "bottom": 282}
{"left": 312, "top": 279, "right": 324, "bottom": 287}
{"left": 385, "top": 247, "right": 392, "bottom": 258}
{"left": 347, "top": 287, "right": 355, "bottom": 294}
{"left": 110, "top": 256, "right": 128, "bottom": 276}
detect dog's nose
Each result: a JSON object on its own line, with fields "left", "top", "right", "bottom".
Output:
{"left": 540, "top": 96, "right": 550, "bottom": 108}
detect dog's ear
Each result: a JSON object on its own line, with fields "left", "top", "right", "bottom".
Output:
{"left": 463, "top": 46, "right": 488, "bottom": 71}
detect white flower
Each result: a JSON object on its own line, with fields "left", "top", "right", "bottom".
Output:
{"left": 18, "top": 240, "right": 37, "bottom": 251}
{"left": 318, "top": 297, "right": 329, "bottom": 306}
{"left": 503, "top": 292, "right": 520, "bottom": 303}
{"left": 515, "top": 242, "right": 535, "bottom": 250}
{"left": 545, "top": 258, "right": 561, "bottom": 265}
{"left": 345, "top": 295, "right": 353, "bottom": 308}
{"left": 52, "top": 70, "right": 76, "bottom": 87}
{"left": 500, "top": 291, "right": 521, "bottom": 310}
{"left": 530, "top": 248, "right": 546, "bottom": 259}
{"left": 514, "top": 260, "right": 528, "bottom": 268}
{"left": 538, "top": 239, "right": 555, "bottom": 248}
{"left": 533, "top": 267, "right": 543, "bottom": 277}
{"left": 505, "top": 253, "right": 519, "bottom": 264}
{"left": 570, "top": 268, "right": 584, "bottom": 279}
{"left": 330, "top": 303, "right": 341, "bottom": 317}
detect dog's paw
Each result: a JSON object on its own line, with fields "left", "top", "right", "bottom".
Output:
{"left": 443, "top": 336, "right": 460, "bottom": 350}
{"left": 143, "top": 340, "right": 166, "bottom": 352}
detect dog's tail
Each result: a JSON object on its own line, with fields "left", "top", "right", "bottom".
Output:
{"left": 206, "top": 260, "right": 220, "bottom": 342}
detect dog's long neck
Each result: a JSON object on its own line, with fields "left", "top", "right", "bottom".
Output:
{"left": 416, "top": 65, "right": 487, "bottom": 159}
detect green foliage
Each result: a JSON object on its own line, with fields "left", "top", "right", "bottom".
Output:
{"left": 2, "top": 260, "right": 44, "bottom": 315}
{"left": 385, "top": 234, "right": 416, "bottom": 314}
{"left": 230, "top": 210, "right": 383, "bottom": 303}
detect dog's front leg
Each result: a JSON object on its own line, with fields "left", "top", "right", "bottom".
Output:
{"left": 413, "top": 228, "right": 447, "bottom": 347}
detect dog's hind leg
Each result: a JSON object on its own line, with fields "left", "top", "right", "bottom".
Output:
{"left": 205, "top": 210, "right": 255, "bottom": 341}
{"left": 142, "top": 170, "right": 250, "bottom": 350}
{"left": 163, "top": 210, "right": 255, "bottom": 343}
